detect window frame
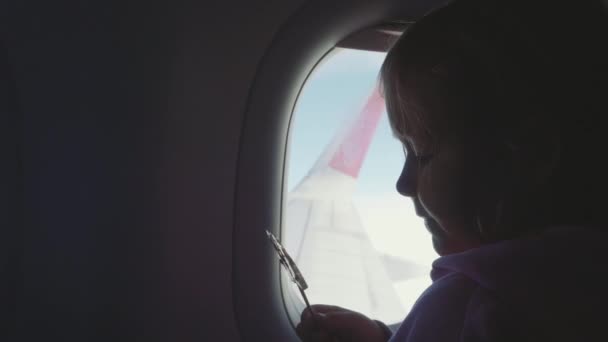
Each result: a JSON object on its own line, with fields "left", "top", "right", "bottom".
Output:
{"left": 232, "top": 0, "right": 446, "bottom": 341}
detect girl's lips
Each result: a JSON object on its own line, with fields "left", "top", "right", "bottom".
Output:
{"left": 413, "top": 199, "right": 429, "bottom": 218}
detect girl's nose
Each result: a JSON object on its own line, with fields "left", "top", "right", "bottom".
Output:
{"left": 396, "top": 157, "right": 417, "bottom": 197}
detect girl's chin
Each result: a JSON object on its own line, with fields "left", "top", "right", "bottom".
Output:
{"left": 426, "top": 219, "right": 482, "bottom": 255}
{"left": 431, "top": 235, "right": 451, "bottom": 256}
{"left": 431, "top": 232, "right": 481, "bottom": 256}
{"left": 424, "top": 218, "right": 443, "bottom": 235}
{"left": 425, "top": 220, "right": 452, "bottom": 255}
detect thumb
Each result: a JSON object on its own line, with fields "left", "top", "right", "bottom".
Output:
{"left": 317, "top": 312, "right": 359, "bottom": 339}
{"left": 318, "top": 312, "right": 388, "bottom": 342}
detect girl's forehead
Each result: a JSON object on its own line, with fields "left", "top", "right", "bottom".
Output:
{"left": 392, "top": 110, "right": 436, "bottom": 154}
{"left": 398, "top": 86, "right": 443, "bottom": 135}
{"left": 387, "top": 63, "right": 475, "bottom": 146}
{"left": 392, "top": 88, "right": 474, "bottom": 154}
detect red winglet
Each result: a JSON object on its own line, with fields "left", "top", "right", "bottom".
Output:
{"left": 328, "top": 87, "right": 385, "bottom": 178}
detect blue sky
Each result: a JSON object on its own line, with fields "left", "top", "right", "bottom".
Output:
{"left": 287, "top": 48, "right": 405, "bottom": 195}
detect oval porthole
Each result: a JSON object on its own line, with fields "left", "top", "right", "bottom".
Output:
{"left": 281, "top": 27, "right": 437, "bottom": 326}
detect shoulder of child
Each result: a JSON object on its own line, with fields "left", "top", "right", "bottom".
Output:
{"left": 390, "top": 273, "right": 519, "bottom": 342}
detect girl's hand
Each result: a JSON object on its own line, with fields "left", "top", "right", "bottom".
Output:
{"left": 296, "top": 304, "right": 391, "bottom": 342}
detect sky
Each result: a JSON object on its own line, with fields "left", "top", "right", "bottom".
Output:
{"left": 287, "top": 48, "right": 403, "bottom": 195}
{"left": 285, "top": 48, "right": 438, "bottom": 321}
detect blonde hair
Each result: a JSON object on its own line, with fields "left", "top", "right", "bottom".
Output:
{"left": 379, "top": 0, "right": 608, "bottom": 230}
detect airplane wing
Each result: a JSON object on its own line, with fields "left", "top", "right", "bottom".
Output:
{"left": 380, "top": 253, "right": 428, "bottom": 282}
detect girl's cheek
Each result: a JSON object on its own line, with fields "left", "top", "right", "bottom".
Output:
{"left": 417, "top": 151, "right": 479, "bottom": 222}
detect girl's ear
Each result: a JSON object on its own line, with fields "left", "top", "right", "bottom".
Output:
{"left": 503, "top": 116, "right": 561, "bottom": 186}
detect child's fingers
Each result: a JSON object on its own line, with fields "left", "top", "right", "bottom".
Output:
{"left": 310, "top": 330, "right": 332, "bottom": 342}
{"left": 316, "top": 312, "right": 356, "bottom": 336}
{"left": 298, "top": 305, "right": 352, "bottom": 341}
{"left": 318, "top": 311, "right": 387, "bottom": 342}
{"left": 297, "top": 315, "right": 338, "bottom": 342}
{"left": 300, "top": 306, "right": 316, "bottom": 322}
{"left": 309, "top": 304, "right": 350, "bottom": 314}
{"left": 295, "top": 321, "right": 306, "bottom": 339}
{"left": 301, "top": 309, "right": 327, "bottom": 325}
{"left": 301, "top": 304, "right": 346, "bottom": 323}
{"left": 297, "top": 312, "right": 327, "bottom": 339}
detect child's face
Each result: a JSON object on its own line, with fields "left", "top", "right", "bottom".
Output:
{"left": 394, "top": 83, "right": 491, "bottom": 255}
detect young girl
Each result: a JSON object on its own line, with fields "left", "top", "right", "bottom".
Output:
{"left": 297, "top": 0, "right": 608, "bottom": 341}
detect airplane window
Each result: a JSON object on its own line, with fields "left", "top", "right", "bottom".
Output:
{"left": 282, "top": 48, "right": 436, "bottom": 325}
